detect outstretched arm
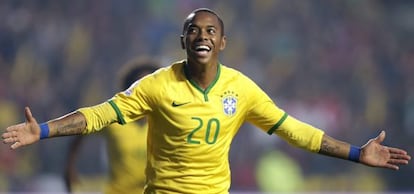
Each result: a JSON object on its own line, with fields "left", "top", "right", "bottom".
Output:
{"left": 275, "top": 114, "right": 410, "bottom": 170}
{"left": 2, "top": 107, "right": 87, "bottom": 149}
{"left": 319, "top": 131, "right": 411, "bottom": 170}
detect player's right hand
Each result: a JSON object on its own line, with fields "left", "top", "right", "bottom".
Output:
{"left": 2, "top": 107, "right": 41, "bottom": 149}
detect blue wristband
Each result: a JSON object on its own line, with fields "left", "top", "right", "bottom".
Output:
{"left": 39, "top": 123, "right": 50, "bottom": 139}
{"left": 348, "top": 145, "right": 361, "bottom": 163}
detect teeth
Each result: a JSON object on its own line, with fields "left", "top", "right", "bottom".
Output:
{"left": 195, "top": 45, "right": 211, "bottom": 51}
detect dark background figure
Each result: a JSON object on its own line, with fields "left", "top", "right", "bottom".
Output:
{"left": 0, "top": 1, "right": 413, "bottom": 193}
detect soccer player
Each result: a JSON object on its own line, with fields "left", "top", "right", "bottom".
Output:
{"left": 2, "top": 8, "right": 411, "bottom": 194}
{"left": 64, "top": 58, "right": 159, "bottom": 194}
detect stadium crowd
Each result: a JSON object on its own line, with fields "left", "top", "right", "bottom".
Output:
{"left": 0, "top": 0, "right": 413, "bottom": 193}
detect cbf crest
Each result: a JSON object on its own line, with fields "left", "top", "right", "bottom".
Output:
{"left": 221, "top": 90, "right": 238, "bottom": 116}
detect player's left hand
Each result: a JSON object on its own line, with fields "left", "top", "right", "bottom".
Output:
{"left": 360, "top": 130, "right": 411, "bottom": 170}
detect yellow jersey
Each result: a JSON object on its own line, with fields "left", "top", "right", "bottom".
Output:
{"left": 90, "top": 60, "right": 325, "bottom": 194}
{"left": 103, "top": 121, "right": 147, "bottom": 194}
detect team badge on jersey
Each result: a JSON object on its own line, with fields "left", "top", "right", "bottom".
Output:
{"left": 221, "top": 91, "right": 238, "bottom": 116}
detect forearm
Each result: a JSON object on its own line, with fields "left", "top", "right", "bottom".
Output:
{"left": 46, "top": 111, "right": 87, "bottom": 137}
{"left": 318, "top": 134, "right": 352, "bottom": 160}
{"left": 276, "top": 115, "right": 361, "bottom": 162}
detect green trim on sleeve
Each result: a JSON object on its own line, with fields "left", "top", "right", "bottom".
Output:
{"left": 108, "top": 100, "right": 126, "bottom": 125}
{"left": 267, "top": 112, "right": 288, "bottom": 135}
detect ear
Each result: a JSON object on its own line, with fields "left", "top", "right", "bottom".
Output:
{"left": 180, "top": 35, "right": 185, "bottom": 49}
{"left": 219, "top": 35, "right": 226, "bottom": 50}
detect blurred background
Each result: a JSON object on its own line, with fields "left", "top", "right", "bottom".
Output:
{"left": 1, "top": 0, "right": 414, "bottom": 193}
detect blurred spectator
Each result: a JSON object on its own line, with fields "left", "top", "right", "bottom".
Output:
{"left": 1, "top": 0, "right": 414, "bottom": 192}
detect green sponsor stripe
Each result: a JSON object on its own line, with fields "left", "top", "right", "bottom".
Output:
{"left": 108, "top": 100, "right": 126, "bottom": 125}
{"left": 267, "top": 112, "right": 288, "bottom": 135}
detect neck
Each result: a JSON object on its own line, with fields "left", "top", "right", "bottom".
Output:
{"left": 185, "top": 60, "right": 218, "bottom": 90}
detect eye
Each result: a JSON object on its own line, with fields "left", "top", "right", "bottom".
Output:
{"left": 187, "top": 27, "right": 198, "bottom": 34}
{"left": 207, "top": 28, "right": 216, "bottom": 34}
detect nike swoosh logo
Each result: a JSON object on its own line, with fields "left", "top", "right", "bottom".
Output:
{"left": 172, "top": 101, "right": 190, "bottom": 107}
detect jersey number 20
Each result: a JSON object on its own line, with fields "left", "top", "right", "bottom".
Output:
{"left": 187, "top": 117, "right": 220, "bottom": 144}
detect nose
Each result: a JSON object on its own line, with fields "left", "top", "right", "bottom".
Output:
{"left": 197, "top": 29, "right": 208, "bottom": 40}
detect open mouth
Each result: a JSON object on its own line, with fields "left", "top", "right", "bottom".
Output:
{"left": 194, "top": 45, "right": 211, "bottom": 56}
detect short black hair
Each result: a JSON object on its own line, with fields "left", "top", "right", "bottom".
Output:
{"left": 182, "top": 8, "right": 224, "bottom": 36}
{"left": 117, "top": 58, "right": 159, "bottom": 90}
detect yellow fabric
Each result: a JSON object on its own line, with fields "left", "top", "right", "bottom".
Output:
{"left": 106, "top": 60, "right": 324, "bottom": 194}
{"left": 276, "top": 115, "right": 324, "bottom": 152}
{"left": 103, "top": 122, "right": 147, "bottom": 194}
{"left": 77, "top": 102, "right": 118, "bottom": 134}
{"left": 78, "top": 104, "right": 147, "bottom": 193}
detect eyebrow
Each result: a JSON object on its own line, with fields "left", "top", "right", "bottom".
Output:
{"left": 187, "top": 23, "right": 217, "bottom": 30}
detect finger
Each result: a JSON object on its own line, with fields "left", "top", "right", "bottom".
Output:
{"left": 3, "top": 130, "right": 19, "bottom": 142}
{"left": 4, "top": 135, "right": 19, "bottom": 143}
{"left": 6, "top": 124, "right": 19, "bottom": 132}
{"left": 374, "top": 130, "right": 386, "bottom": 143}
{"left": 388, "top": 147, "right": 408, "bottom": 155}
{"left": 383, "top": 163, "right": 399, "bottom": 170}
{"left": 2, "top": 131, "right": 13, "bottom": 139}
{"left": 3, "top": 137, "right": 16, "bottom": 144}
{"left": 2, "top": 129, "right": 18, "bottom": 140}
{"left": 390, "top": 153, "right": 411, "bottom": 161}
{"left": 25, "top": 107, "right": 35, "bottom": 123}
{"left": 11, "top": 141, "right": 21, "bottom": 149}
{"left": 388, "top": 158, "right": 409, "bottom": 165}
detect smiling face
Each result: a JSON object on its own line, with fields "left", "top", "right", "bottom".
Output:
{"left": 180, "top": 10, "right": 226, "bottom": 66}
